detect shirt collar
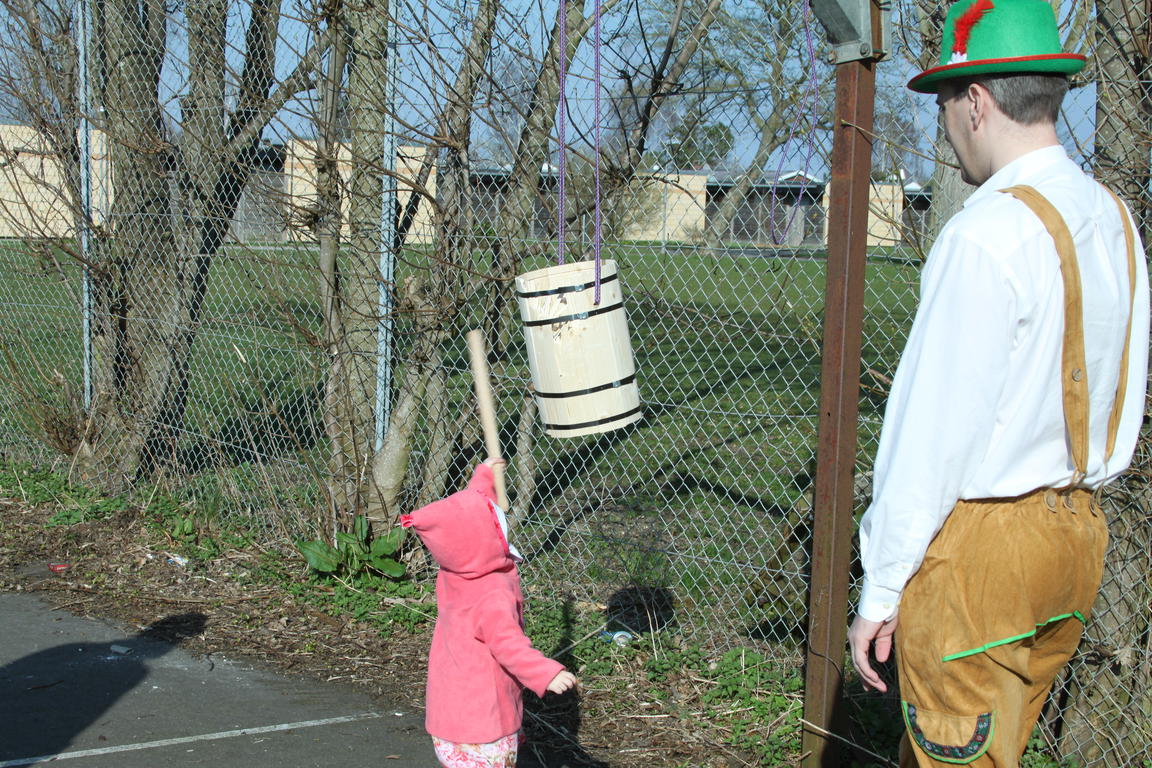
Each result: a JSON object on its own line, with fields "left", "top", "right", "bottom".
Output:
{"left": 964, "top": 145, "right": 1070, "bottom": 209}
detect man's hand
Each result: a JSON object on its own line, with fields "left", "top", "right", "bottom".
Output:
{"left": 546, "top": 670, "right": 577, "bottom": 695}
{"left": 848, "top": 614, "right": 898, "bottom": 693}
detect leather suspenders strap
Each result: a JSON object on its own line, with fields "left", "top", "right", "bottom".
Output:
{"left": 1000, "top": 185, "right": 1090, "bottom": 483}
{"left": 998, "top": 184, "right": 1137, "bottom": 483}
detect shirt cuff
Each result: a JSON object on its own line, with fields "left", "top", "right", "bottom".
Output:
{"left": 857, "top": 578, "right": 901, "bottom": 622}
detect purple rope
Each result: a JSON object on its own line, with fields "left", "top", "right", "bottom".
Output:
{"left": 592, "top": 0, "right": 603, "bottom": 304}
{"left": 557, "top": 0, "right": 567, "bottom": 265}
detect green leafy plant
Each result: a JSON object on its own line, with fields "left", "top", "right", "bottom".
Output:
{"left": 697, "top": 648, "right": 804, "bottom": 765}
{"left": 296, "top": 515, "right": 406, "bottom": 578}
{"left": 1021, "top": 733, "right": 1082, "bottom": 768}
{"left": 269, "top": 555, "right": 434, "bottom": 637}
{"left": 645, "top": 642, "right": 704, "bottom": 681}
{"left": 0, "top": 461, "right": 127, "bottom": 528}
{"left": 44, "top": 494, "right": 124, "bottom": 527}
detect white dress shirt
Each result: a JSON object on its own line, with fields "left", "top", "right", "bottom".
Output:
{"left": 857, "top": 146, "right": 1151, "bottom": 623}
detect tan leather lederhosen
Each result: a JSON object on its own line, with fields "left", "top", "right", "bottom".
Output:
{"left": 894, "top": 185, "right": 1138, "bottom": 767}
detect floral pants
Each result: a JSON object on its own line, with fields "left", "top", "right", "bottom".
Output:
{"left": 431, "top": 732, "right": 519, "bottom": 768}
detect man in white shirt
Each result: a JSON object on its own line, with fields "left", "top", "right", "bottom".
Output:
{"left": 846, "top": 1, "right": 1150, "bottom": 765}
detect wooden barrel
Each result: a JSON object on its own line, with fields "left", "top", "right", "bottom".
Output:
{"left": 516, "top": 260, "right": 642, "bottom": 438}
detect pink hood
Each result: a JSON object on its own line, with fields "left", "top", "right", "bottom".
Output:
{"left": 401, "top": 463, "right": 514, "bottom": 579}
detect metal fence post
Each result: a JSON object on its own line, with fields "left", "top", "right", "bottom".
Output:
{"left": 77, "top": 0, "right": 94, "bottom": 410}
{"left": 801, "top": 49, "right": 877, "bottom": 768}
{"left": 376, "top": 36, "right": 399, "bottom": 452}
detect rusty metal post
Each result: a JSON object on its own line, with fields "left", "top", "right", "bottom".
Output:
{"left": 800, "top": 51, "right": 877, "bottom": 768}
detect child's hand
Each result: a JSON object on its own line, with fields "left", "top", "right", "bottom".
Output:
{"left": 482, "top": 456, "right": 507, "bottom": 468}
{"left": 546, "top": 670, "right": 577, "bottom": 695}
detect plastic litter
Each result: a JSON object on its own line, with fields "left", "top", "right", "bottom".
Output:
{"left": 599, "top": 630, "right": 633, "bottom": 646}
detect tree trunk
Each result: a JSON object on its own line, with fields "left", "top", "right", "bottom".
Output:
{"left": 4, "top": 0, "right": 321, "bottom": 489}
{"left": 150, "top": 0, "right": 281, "bottom": 472}
{"left": 316, "top": 9, "right": 354, "bottom": 523}
{"left": 703, "top": 103, "right": 793, "bottom": 250}
{"left": 433, "top": 0, "right": 498, "bottom": 297}
{"left": 1058, "top": 483, "right": 1152, "bottom": 765}
{"left": 511, "top": 392, "right": 538, "bottom": 524}
{"left": 1055, "top": 6, "right": 1152, "bottom": 762}
{"left": 905, "top": 0, "right": 966, "bottom": 245}
{"left": 416, "top": 365, "right": 454, "bottom": 508}
{"left": 77, "top": 0, "right": 178, "bottom": 485}
{"left": 1093, "top": 0, "right": 1152, "bottom": 241}
{"left": 319, "top": 0, "right": 391, "bottom": 523}
{"left": 367, "top": 276, "right": 452, "bottom": 521}
{"left": 367, "top": 0, "right": 498, "bottom": 521}
{"left": 74, "top": 0, "right": 292, "bottom": 486}
{"left": 928, "top": 136, "right": 966, "bottom": 243}
{"left": 369, "top": 309, "right": 435, "bottom": 520}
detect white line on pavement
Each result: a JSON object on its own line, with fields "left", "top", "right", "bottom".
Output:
{"left": 0, "top": 711, "right": 387, "bottom": 767}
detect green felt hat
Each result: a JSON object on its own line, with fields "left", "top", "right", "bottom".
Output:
{"left": 908, "top": 0, "right": 1086, "bottom": 93}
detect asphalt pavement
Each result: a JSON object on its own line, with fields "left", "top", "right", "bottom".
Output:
{"left": 0, "top": 591, "right": 434, "bottom": 768}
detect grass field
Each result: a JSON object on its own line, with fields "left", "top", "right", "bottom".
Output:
{"left": 0, "top": 235, "right": 922, "bottom": 644}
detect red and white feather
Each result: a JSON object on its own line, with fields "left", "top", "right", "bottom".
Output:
{"left": 951, "top": 0, "right": 995, "bottom": 62}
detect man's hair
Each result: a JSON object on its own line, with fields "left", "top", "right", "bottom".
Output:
{"left": 953, "top": 73, "right": 1069, "bottom": 125}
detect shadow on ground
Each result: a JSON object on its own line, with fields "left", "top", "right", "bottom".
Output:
{"left": 0, "top": 613, "right": 207, "bottom": 762}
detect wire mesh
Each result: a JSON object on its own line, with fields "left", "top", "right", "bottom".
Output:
{"left": 0, "top": 0, "right": 1148, "bottom": 764}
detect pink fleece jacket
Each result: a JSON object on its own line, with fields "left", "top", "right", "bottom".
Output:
{"left": 402, "top": 463, "right": 565, "bottom": 744}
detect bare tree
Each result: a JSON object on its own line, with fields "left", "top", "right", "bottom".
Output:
{"left": 1055, "top": 4, "right": 1152, "bottom": 762}
{"left": 0, "top": 0, "right": 332, "bottom": 487}
{"left": 0, "top": 0, "right": 728, "bottom": 519}
{"left": 1092, "top": 0, "right": 1152, "bottom": 237}
{"left": 699, "top": 0, "right": 829, "bottom": 250}
{"left": 893, "top": 0, "right": 967, "bottom": 242}
{"left": 367, "top": 0, "right": 502, "bottom": 522}
{"left": 366, "top": 0, "right": 732, "bottom": 524}
{"left": 300, "top": 0, "right": 419, "bottom": 527}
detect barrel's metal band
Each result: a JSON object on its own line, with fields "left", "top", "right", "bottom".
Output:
{"left": 516, "top": 272, "right": 618, "bottom": 299}
{"left": 522, "top": 301, "right": 623, "bottom": 327}
{"left": 533, "top": 374, "right": 636, "bottom": 399}
{"left": 542, "top": 405, "right": 642, "bottom": 432}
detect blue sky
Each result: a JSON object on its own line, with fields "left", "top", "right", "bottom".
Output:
{"left": 65, "top": 0, "right": 1099, "bottom": 186}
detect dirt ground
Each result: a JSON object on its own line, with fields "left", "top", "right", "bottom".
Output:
{"left": 0, "top": 497, "right": 761, "bottom": 768}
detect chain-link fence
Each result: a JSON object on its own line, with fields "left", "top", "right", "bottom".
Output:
{"left": 0, "top": 0, "right": 1148, "bottom": 764}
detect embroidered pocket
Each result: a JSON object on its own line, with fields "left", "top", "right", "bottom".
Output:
{"left": 902, "top": 702, "right": 994, "bottom": 764}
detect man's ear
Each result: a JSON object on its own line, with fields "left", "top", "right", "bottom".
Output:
{"left": 967, "top": 82, "right": 988, "bottom": 129}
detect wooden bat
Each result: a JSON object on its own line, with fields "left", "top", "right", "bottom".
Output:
{"left": 466, "top": 329, "right": 509, "bottom": 510}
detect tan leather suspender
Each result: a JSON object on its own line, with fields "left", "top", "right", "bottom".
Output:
{"left": 999, "top": 185, "right": 1137, "bottom": 484}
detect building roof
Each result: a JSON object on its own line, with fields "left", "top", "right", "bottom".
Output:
{"left": 707, "top": 168, "right": 824, "bottom": 188}
{"left": 904, "top": 180, "right": 932, "bottom": 199}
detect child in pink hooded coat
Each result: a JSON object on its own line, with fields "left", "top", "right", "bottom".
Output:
{"left": 401, "top": 457, "right": 577, "bottom": 767}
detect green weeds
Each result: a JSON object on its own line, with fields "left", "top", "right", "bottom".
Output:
{"left": 275, "top": 563, "right": 435, "bottom": 635}
{"left": 700, "top": 648, "right": 804, "bottom": 765}
{"left": 1021, "top": 734, "right": 1083, "bottom": 768}
{"left": 523, "top": 598, "right": 804, "bottom": 766}
{"left": 0, "top": 462, "right": 128, "bottom": 527}
{"left": 0, "top": 458, "right": 433, "bottom": 637}
{"left": 296, "top": 514, "right": 407, "bottom": 579}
